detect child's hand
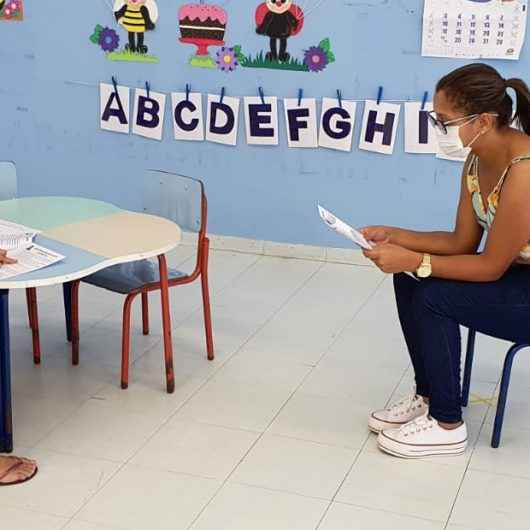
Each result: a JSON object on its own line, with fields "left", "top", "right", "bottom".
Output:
{"left": 0, "top": 250, "right": 17, "bottom": 266}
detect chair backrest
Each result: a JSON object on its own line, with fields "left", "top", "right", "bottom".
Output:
{"left": 0, "top": 161, "right": 17, "bottom": 201}
{"left": 142, "top": 170, "right": 207, "bottom": 235}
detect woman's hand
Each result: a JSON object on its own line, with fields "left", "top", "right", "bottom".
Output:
{"left": 360, "top": 225, "right": 395, "bottom": 245}
{"left": 363, "top": 242, "right": 422, "bottom": 274}
{"left": 0, "top": 250, "right": 16, "bottom": 267}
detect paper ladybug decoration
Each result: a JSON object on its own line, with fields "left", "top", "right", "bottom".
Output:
{"left": 256, "top": 0, "right": 304, "bottom": 62}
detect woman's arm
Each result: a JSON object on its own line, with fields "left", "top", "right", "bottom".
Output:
{"left": 364, "top": 159, "right": 484, "bottom": 255}
{"left": 430, "top": 161, "right": 530, "bottom": 282}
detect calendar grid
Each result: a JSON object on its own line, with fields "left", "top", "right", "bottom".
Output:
{"left": 422, "top": 0, "right": 528, "bottom": 60}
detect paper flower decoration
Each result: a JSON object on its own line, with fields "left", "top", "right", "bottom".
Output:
{"left": 304, "top": 46, "right": 328, "bottom": 72}
{"left": 216, "top": 47, "right": 238, "bottom": 73}
{"left": 2, "top": 0, "right": 22, "bottom": 18}
{"left": 99, "top": 27, "right": 120, "bottom": 53}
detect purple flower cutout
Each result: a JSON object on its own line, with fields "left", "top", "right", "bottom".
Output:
{"left": 2, "top": 0, "right": 21, "bottom": 18}
{"left": 99, "top": 27, "right": 120, "bottom": 53}
{"left": 216, "top": 47, "right": 238, "bottom": 73}
{"left": 304, "top": 46, "right": 329, "bottom": 72}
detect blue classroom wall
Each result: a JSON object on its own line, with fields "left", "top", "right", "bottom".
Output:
{"left": 1, "top": 0, "right": 529, "bottom": 248}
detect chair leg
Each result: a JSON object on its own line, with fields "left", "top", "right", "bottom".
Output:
{"left": 141, "top": 292, "right": 149, "bottom": 336}
{"left": 71, "top": 281, "right": 81, "bottom": 366}
{"left": 27, "top": 288, "right": 41, "bottom": 365}
{"left": 200, "top": 238, "right": 214, "bottom": 361}
{"left": 491, "top": 344, "right": 529, "bottom": 448}
{"left": 461, "top": 329, "right": 476, "bottom": 407}
{"left": 63, "top": 283, "right": 73, "bottom": 343}
{"left": 121, "top": 293, "right": 138, "bottom": 390}
{"left": 158, "top": 254, "right": 175, "bottom": 394}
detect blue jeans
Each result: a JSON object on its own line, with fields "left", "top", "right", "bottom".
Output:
{"left": 393, "top": 267, "right": 530, "bottom": 423}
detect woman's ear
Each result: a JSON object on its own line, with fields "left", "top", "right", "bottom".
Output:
{"left": 479, "top": 113, "right": 496, "bottom": 131}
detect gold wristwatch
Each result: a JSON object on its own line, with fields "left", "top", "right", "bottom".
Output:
{"left": 416, "top": 254, "right": 432, "bottom": 278}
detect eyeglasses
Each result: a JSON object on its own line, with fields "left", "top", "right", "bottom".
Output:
{"left": 427, "top": 111, "right": 499, "bottom": 135}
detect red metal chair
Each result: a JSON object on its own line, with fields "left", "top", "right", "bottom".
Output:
{"left": 66, "top": 171, "right": 214, "bottom": 392}
{"left": 1, "top": 161, "right": 41, "bottom": 364}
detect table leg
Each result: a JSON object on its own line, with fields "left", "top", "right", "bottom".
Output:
{"left": 0, "top": 289, "right": 13, "bottom": 453}
{"left": 158, "top": 255, "right": 174, "bottom": 394}
{"left": 63, "top": 283, "right": 73, "bottom": 343}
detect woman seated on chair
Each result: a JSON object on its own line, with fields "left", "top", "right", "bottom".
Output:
{"left": 0, "top": 249, "right": 38, "bottom": 486}
{"left": 362, "top": 63, "right": 530, "bottom": 459}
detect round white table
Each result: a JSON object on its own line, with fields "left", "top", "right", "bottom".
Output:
{"left": 0, "top": 197, "right": 181, "bottom": 453}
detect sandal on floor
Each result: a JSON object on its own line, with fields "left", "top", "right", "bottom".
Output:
{"left": 0, "top": 456, "right": 38, "bottom": 486}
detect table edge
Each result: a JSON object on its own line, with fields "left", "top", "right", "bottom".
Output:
{"left": 0, "top": 242, "right": 179, "bottom": 290}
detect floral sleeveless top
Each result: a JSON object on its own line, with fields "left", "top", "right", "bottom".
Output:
{"left": 467, "top": 154, "right": 530, "bottom": 263}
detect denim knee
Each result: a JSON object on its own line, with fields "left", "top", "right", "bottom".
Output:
{"left": 393, "top": 272, "right": 418, "bottom": 299}
{"left": 411, "top": 278, "right": 452, "bottom": 317}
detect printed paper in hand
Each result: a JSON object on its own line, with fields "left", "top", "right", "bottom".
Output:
{"left": 0, "top": 244, "right": 65, "bottom": 280}
{"left": 422, "top": 0, "right": 528, "bottom": 60}
{"left": 318, "top": 205, "right": 373, "bottom": 250}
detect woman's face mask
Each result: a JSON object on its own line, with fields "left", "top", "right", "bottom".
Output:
{"left": 429, "top": 113, "right": 498, "bottom": 159}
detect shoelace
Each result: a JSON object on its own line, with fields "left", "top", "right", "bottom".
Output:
{"left": 400, "top": 414, "right": 434, "bottom": 437}
{"left": 388, "top": 390, "right": 421, "bottom": 416}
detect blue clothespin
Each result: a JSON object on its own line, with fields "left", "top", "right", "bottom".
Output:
{"left": 220, "top": 86, "right": 225, "bottom": 104}
{"left": 377, "top": 86, "right": 383, "bottom": 105}
{"left": 421, "top": 91, "right": 429, "bottom": 111}
{"left": 337, "top": 89, "right": 343, "bottom": 109}
{"left": 145, "top": 81, "right": 151, "bottom": 99}
{"left": 258, "top": 86, "right": 265, "bottom": 104}
{"left": 186, "top": 83, "right": 191, "bottom": 102}
{"left": 111, "top": 75, "right": 123, "bottom": 107}
{"left": 298, "top": 88, "right": 303, "bottom": 107}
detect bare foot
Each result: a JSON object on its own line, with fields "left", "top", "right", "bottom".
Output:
{"left": 0, "top": 455, "right": 38, "bottom": 486}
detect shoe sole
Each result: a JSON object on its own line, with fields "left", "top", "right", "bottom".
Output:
{"left": 377, "top": 432, "right": 467, "bottom": 458}
{"left": 378, "top": 443, "right": 467, "bottom": 459}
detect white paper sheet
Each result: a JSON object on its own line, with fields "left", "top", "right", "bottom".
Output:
{"left": 132, "top": 89, "right": 167, "bottom": 141}
{"left": 0, "top": 244, "right": 65, "bottom": 280}
{"left": 284, "top": 98, "right": 319, "bottom": 148}
{"left": 405, "top": 102, "right": 438, "bottom": 154}
{"left": 318, "top": 97, "right": 356, "bottom": 152}
{"left": 244, "top": 97, "right": 279, "bottom": 146}
{"left": 422, "top": 0, "right": 528, "bottom": 60}
{"left": 0, "top": 220, "right": 40, "bottom": 251}
{"left": 359, "top": 100, "right": 401, "bottom": 156}
{"left": 206, "top": 94, "right": 240, "bottom": 146}
{"left": 171, "top": 92, "right": 205, "bottom": 142}
{"left": 318, "top": 205, "right": 373, "bottom": 250}
{"left": 100, "top": 83, "right": 130, "bottom": 134}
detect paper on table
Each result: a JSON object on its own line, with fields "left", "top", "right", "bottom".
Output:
{"left": 0, "top": 244, "right": 65, "bottom": 280}
{"left": 318, "top": 205, "right": 373, "bottom": 250}
{"left": 0, "top": 219, "right": 40, "bottom": 251}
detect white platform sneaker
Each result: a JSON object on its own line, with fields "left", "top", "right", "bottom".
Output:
{"left": 378, "top": 413, "right": 468, "bottom": 459}
{"left": 368, "top": 392, "right": 429, "bottom": 434}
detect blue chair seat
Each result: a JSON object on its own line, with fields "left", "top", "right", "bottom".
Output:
{"left": 83, "top": 260, "right": 187, "bottom": 295}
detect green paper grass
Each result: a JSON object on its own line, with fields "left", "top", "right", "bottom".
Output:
{"left": 238, "top": 51, "right": 309, "bottom": 72}
{"left": 107, "top": 50, "right": 159, "bottom": 64}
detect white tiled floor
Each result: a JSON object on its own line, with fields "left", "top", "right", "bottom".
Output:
{"left": 2, "top": 249, "right": 529, "bottom": 529}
